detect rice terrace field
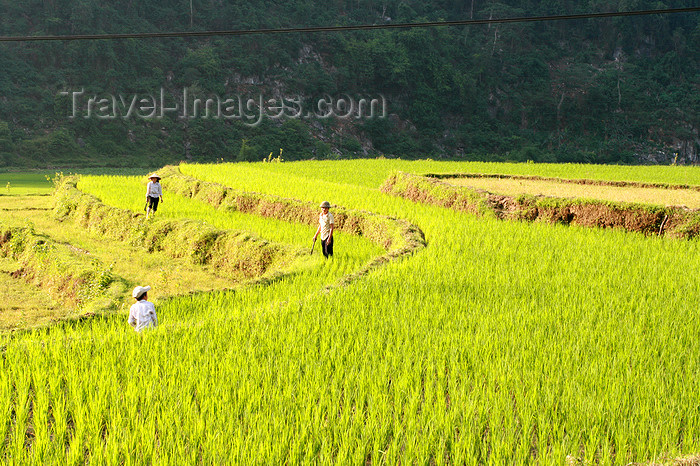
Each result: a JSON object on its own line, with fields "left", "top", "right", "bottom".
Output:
{"left": 2, "top": 160, "right": 700, "bottom": 464}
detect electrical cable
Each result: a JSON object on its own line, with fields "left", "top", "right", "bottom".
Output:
{"left": 0, "top": 6, "right": 698, "bottom": 43}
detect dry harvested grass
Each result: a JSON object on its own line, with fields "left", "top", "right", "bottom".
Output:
{"left": 445, "top": 176, "right": 700, "bottom": 208}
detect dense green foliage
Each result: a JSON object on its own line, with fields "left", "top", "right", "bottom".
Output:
{"left": 0, "top": 1, "right": 698, "bottom": 166}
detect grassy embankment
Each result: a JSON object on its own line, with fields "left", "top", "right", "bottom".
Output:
{"left": 445, "top": 175, "right": 700, "bottom": 208}
{"left": 0, "top": 221, "right": 127, "bottom": 330}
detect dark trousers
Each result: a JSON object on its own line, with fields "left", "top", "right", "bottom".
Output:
{"left": 147, "top": 196, "right": 160, "bottom": 212}
{"left": 322, "top": 236, "right": 334, "bottom": 258}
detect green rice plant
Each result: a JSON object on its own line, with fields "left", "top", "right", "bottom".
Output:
{"left": 197, "top": 159, "right": 700, "bottom": 189}
{"left": 0, "top": 359, "right": 10, "bottom": 455}
{"left": 176, "top": 161, "right": 700, "bottom": 462}
{"left": 0, "top": 172, "right": 53, "bottom": 195}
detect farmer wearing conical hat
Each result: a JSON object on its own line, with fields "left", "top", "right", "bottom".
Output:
{"left": 313, "top": 201, "right": 334, "bottom": 258}
{"left": 145, "top": 172, "right": 163, "bottom": 219}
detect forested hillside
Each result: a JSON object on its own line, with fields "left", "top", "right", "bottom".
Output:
{"left": 0, "top": 0, "right": 698, "bottom": 167}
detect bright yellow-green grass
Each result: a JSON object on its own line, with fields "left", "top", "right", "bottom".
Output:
{"left": 2, "top": 160, "right": 700, "bottom": 464}
{"left": 223, "top": 159, "right": 700, "bottom": 188}
{"left": 445, "top": 175, "right": 700, "bottom": 207}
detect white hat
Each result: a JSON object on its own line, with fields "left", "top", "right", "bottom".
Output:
{"left": 148, "top": 173, "right": 161, "bottom": 179}
{"left": 132, "top": 285, "right": 151, "bottom": 299}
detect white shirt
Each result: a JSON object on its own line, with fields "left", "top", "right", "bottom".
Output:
{"left": 128, "top": 300, "right": 158, "bottom": 331}
{"left": 146, "top": 181, "right": 162, "bottom": 198}
{"left": 319, "top": 212, "right": 334, "bottom": 241}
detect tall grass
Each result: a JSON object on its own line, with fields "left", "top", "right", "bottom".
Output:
{"left": 220, "top": 159, "right": 700, "bottom": 187}
{"left": 1, "top": 160, "right": 699, "bottom": 463}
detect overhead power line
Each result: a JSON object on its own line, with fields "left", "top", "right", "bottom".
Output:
{"left": 0, "top": 6, "right": 698, "bottom": 43}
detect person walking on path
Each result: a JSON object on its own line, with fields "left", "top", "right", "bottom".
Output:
{"left": 145, "top": 173, "right": 163, "bottom": 219}
{"left": 313, "top": 201, "right": 334, "bottom": 258}
{"left": 128, "top": 285, "right": 158, "bottom": 331}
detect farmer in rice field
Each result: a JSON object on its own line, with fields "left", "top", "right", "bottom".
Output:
{"left": 128, "top": 285, "right": 158, "bottom": 331}
{"left": 145, "top": 172, "right": 163, "bottom": 219}
{"left": 313, "top": 201, "right": 334, "bottom": 258}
